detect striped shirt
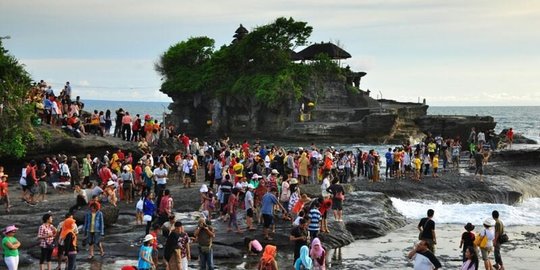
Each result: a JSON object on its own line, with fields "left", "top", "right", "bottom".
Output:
{"left": 308, "top": 208, "right": 322, "bottom": 232}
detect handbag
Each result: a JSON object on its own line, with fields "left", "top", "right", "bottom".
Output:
{"left": 143, "top": 214, "right": 153, "bottom": 222}
{"left": 474, "top": 231, "right": 488, "bottom": 248}
{"left": 499, "top": 233, "right": 509, "bottom": 244}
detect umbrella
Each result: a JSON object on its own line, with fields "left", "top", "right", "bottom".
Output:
{"left": 297, "top": 42, "right": 352, "bottom": 60}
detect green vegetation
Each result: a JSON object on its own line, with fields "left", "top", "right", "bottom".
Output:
{"left": 156, "top": 17, "right": 343, "bottom": 108}
{"left": 0, "top": 40, "right": 35, "bottom": 158}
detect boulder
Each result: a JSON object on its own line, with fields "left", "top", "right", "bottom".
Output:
{"left": 73, "top": 205, "right": 119, "bottom": 227}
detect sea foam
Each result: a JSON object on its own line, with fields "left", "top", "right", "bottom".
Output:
{"left": 391, "top": 197, "right": 540, "bottom": 226}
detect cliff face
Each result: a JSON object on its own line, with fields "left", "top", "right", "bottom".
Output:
{"left": 166, "top": 75, "right": 422, "bottom": 142}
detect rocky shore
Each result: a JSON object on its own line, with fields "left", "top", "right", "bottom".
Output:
{"left": 2, "top": 147, "right": 540, "bottom": 269}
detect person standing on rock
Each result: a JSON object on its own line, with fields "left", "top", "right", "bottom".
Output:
{"left": 194, "top": 217, "right": 215, "bottom": 270}
{"left": 407, "top": 239, "right": 441, "bottom": 270}
{"left": 2, "top": 225, "right": 21, "bottom": 270}
{"left": 158, "top": 189, "right": 174, "bottom": 225}
{"left": 492, "top": 210, "right": 506, "bottom": 270}
{"left": 418, "top": 209, "right": 437, "bottom": 254}
{"left": 262, "top": 187, "right": 286, "bottom": 241}
{"left": 143, "top": 192, "right": 157, "bottom": 235}
{"left": 290, "top": 218, "right": 309, "bottom": 265}
{"left": 473, "top": 146, "right": 485, "bottom": 182}
{"left": 0, "top": 174, "right": 12, "bottom": 212}
{"left": 84, "top": 202, "right": 105, "bottom": 259}
{"left": 38, "top": 213, "right": 57, "bottom": 270}
{"left": 164, "top": 221, "right": 191, "bottom": 270}
{"left": 326, "top": 179, "right": 345, "bottom": 222}
{"left": 153, "top": 162, "right": 168, "bottom": 199}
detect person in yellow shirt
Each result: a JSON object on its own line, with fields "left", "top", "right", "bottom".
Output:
{"left": 233, "top": 158, "right": 244, "bottom": 184}
{"left": 413, "top": 155, "right": 422, "bottom": 181}
{"left": 432, "top": 155, "right": 439, "bottom": 178}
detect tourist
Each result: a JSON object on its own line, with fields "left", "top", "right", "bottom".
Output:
{"left": 70, "top": 156, "right": 80, "bottom": 187}
{"left": 81, "top": 154, "right": 92, "bottom": 187}
{"left": 474, "top": 146, "right": 485, "bottom": 182}
{"left": 385, "top": 148, "right": 393, "bottom": 179}
{"left": 310, "top": 238, "right": 326, "bottom": 270}
{"left": 36, "top": 163, "right": 48, "bottom": 202}
{"left": 308, "top": 200, "right": 322, "bottom": 239}
{"left": 407, "top": 240, "right": 441, "bottom": 270}
{"left": 113, "top": 108, "right": 124, "bottom": 137}
{"left": 258, "top": 245, "right": 278, "bottom": 270}
{"left": 418, "top": 209, "right": 437, "bottom": 253}
{"left": 422, "top": 153, "right": 431, "bottom": 176}
{"left": 460, "top": 222, "right": 476, "bottom": 262}
{"left": 149, "top": 223, "right": 161, "bottom": 266}
{"left": 219, "top": 174, "right": 233, "bottom": 220}
{"left": 138, "top": 234, "right": 156, "bottom": 270}
{"left": 161, "top": 215, "right": 176, "bottom": 237}
{"left": 143, "top": 192, "right": 157, "bottom": 235}
{"left": 245, "top": 184, "right": 256, "bottom": 231}
{"left": 182, "top": 154, "right": 195, "bottom": 188}
{"left": 298, "top": 152, "right": 309, "bottom": 184}
{"left": 460, "top": 246, "right": 479, "bottom": 270}
{"left": 478, "top": 218, "right": 496, "bottom": 270}
{"left": 164, "top": 221, "right": 190, "bottom": 270}
{"left": 413, "top": 154, "right": 422, "bottom": 181}
{"left": 290, "top": 218, "right": 309, "bottom": 264}
{"left": 245, "top": 237, "right": 263, "bottom": 256}
{"left": 432, "top": 154, "right": 439, "bottom": 178}
{"left": 24, "top": 160, "right": 37, "bottom": 205}
{"left": 104, "top": 180, "right": 118, "bottom": 207}
{"left": 261, "top": 187, "right": 286, "bottom": 240}
{"left": 154, "top": 162, "right": 168, "bottom": 196}
{"left": 0, "top": 174, "right": 12, "bottom": 212}
{"left": 326, "top": 178, "right": 345, "bottom": 222}
{"left": 319, "top": 196, "right": 332, "bottom": 234}
{"left": 61, "top": 217, "right": 78, "bottom": 270}
{"left": 492, "top": 210, "right": 505, "bottom": 270}
{"left": 194, "top": 217, "right": 216, "bottom": 270}
{"left": 142, "top": 160, "right": 154, "bottom": 195}
{"left": 84, "top": 202, "right": 105, "bottom": 259}
{"left": 227, "top": 188, "right": 243, "bottom": 233}
{"left": 294, "top": 245, "right": 313, "bottom": 270}
{"left": 121, "top": 111, "right": 132, "bottom": 141}
{"left": 158, "top": 189, "right": 174, "bottom": 225}
{"left": 37, "top": 213, "right": 57, "bottom": 270}
{"left": 2, "top": 225, "right": 21, "bottom": 270}
{"left": 279, "top": 177, "right": 292, "bottom": 220}
{"left": 505, "top": 128, "right": 513, "bottom": 149}
{"left": 120, "top": 166, "right": 134, "bottom": 203}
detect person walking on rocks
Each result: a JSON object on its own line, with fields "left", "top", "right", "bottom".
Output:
{"left": 84, "top": 202, "right": 105, "bottom": 259}
{"left": 492, "top": 210, "right": 506, "bottom": 270}
{"left": 418, "top": 209, "right": 437, "bottom": 254}
{"left": 261, "top": 187, "right": 286, "bottom": 241}
{"left": 164, "top": 221, "right": 191, "bottom": 270}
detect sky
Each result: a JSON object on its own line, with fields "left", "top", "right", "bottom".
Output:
{"left": 1, "top": 0, "right": 539, "bottom": 106}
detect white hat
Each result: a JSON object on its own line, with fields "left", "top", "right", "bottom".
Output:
{"left": 199, "top": 184, "right": 208, "bottom": 193}
{"left": 247, "top": 184, "right": 255, "bottom": 189}
{"left": 107, "top": 180, "right": 115, "bottom": 186}
{"left": 252, "top": 174, "right": 262, "bottom": 179}
{"left": 289, "top": 178, "right": 299, "bottom": 184}
{"left": 271, "top": 169, "right": 279, "bottom": 175}
{"left": 483, "top": 218, "right": 495, "bottom": 227}
{"left": 143, "top": 234, "right": 154, "bottom": 243}
{"left": 123, "top": 165, "right": 131, "bottom": 172}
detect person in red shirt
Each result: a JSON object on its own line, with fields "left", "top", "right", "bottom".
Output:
{"left": 0, "top": 175, "right": 12, "bottom": 212}
{"left": 117, "top": 149, "right": 125, "bottom": 162}
{"left": 134, "top": 161, "right": 143, "bottom": 196}
{"left": 98, "top": 164, "right": 113, "bottom": 187}
{"left": 319, "top": 197, "right": 333, "bottom": 233}
{"left": 506, "top": 128, "right": 514, "bottom": 149}
{"left": 241, "top": 140, "right": 250, "bottom": 159}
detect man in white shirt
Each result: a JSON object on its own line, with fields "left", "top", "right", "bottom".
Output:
{"left": 153, "top": 162, "right": 168, "bottom": 191}
{"left": 408, "top": 240, "right": 442, "bottom": 270}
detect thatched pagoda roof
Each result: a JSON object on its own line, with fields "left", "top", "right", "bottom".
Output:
{"left": 297, "top": 42, "right": 351, "bottom": 60}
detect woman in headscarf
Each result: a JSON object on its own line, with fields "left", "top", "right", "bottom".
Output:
{"left": 61, "top": 218, "right": 78, "bottom": 270}
{"left": 258, "top": 244, "right": 278, "bottom": 270}
{"left": 309, "top": 238, "right": 326, "bottom": 270}
{"left": 294, "top": 245, "right": 313, "bottom": 270}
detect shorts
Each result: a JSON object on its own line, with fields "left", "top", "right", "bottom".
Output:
{"left": 246, "top": 208, "right": 254, "bottom": 218}
{"left": 123, "top": 181, "right": 132, "bottom": 190}
{"left": 480, "top": 247, "right": 492, "bottom": 261}
{"left": 262, "top": 214, "right": 273, "bottom": 228}
{"left": 39, "top": 181, "right": 48, "bottom": 195}
{"left": 87, "top": 232, "right": 101, "bottom": 245}
{"left": 405, "top": 165, "right": 412, "bottom": 172}
{"left": 40, "top": 247, "right": 53, "bottom": 263}
{"left": 332, "top": 199, "right": 343, "bottom": 210}
{"left": 452, "top": 156, "right": 459, "bottom": 162}
{"left": 475, "top": 166, "right": 483, "bottom": 175}
{"left": 322, "top": 211, "right": 328, "bottom": 219}
{"left": 433, "top": 168, "right": 438, "bottom": 173}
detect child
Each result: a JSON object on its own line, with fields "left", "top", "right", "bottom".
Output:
{"left": 459, "top": 223, "right": 476, "bottom": 262}
{"left": 135, "top": 196, "right": 144, "bottom": 225}
{"left": 413, "top": 155, "right": 422, "bottom": 181}
{"left": 138, "top": 234, "right": 155, "bottom": 270}
{"left": 432, "top": 155, "right": 439, "bottom": 178}
{"left": 244, "top": 237, "right": 263, "bottom": 256}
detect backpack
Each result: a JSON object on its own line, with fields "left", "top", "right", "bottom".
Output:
{"left": 310, "top": 156, "right": 318, "bottom": 166}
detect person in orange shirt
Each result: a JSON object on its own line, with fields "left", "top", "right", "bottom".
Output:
{"left": 0, "top": 175, "right": 12, "bottom": 213}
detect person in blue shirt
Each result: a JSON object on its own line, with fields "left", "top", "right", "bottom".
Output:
{"left": 261, "top": 188, "right": 286, "bottom": 240}
{"left": 385, "top": 148, "right": 393, "bottom": 179}
{"left": 214, "top": 158, "right": 222, "bottom": 186}
{"left": 143, "top": 192, "right": 156, "bottom": 235}
{"left": 138, "top": 234, "right": 155, "bottom": 270}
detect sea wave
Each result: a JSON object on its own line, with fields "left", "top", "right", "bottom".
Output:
{"left": 391, "top": 197, "right": 540, "bottom": 226}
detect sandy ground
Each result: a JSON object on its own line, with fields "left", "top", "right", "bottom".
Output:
{"left": 330, "top": 222, "right": 540, "bottom": 270}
